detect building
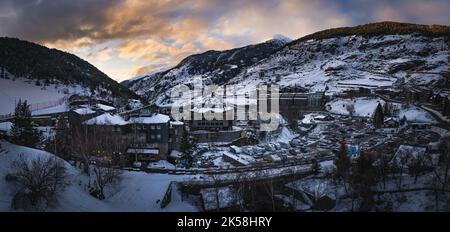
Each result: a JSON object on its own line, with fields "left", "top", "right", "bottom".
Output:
{"left": 128, "top": 113, "right": 172, "bottom": 160}
{"left": 432, "top": 91, "right": 450, "bottom": 117}
{"left": 68, "top": 107, "right": 99, "bottom": 128}
{"left": 404, "top": 86, "right": 432, "bottom": 104}
{"left": 169, "top": 121, "right": 184, "bottom": 151}
{"left": 188, "top": 107, "right": 242, "bottom": 143}
{"left": 80, "top": 110, "right": 183, "bottom": 165}
{"left": 277, "top": 92, "right": 326, "bottom": 121}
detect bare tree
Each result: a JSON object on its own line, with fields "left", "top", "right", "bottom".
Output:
{"left": 11, "top": 154, "right": 68, "bottom": 211}
{"left": 374, "top": 153, "right": 391, "bottom": 190}
{"left": 90, "top": 165, "right": 122, "bottom": 200}
{"left": 70, "top": 126, "right": 92, "bottom": 174}
{"left": 207, "top": 173, "right": 225, "bottom": 212}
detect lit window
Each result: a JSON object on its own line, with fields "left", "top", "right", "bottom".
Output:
{"left": 157, "top": 134, "right": 161, "bottom": 139}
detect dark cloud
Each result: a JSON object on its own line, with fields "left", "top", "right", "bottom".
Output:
{"left": 0, "top": 0, "right": 122, "bottom": 42}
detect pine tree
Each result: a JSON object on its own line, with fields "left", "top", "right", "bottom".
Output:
{"left": 373, "top": 103, "right": 384, "bottom": 128}
{"left": 180, "top": 127, "right": 194, "bottom": 168}
{"left": 10, "top": 99, "right": 41, "bottom": 148}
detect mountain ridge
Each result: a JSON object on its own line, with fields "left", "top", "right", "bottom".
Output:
{"left": 0, "top": 37, "right": 138, "bottom": 100}
{"left": 127, "top": 21, "right": 449, "bottom": 105}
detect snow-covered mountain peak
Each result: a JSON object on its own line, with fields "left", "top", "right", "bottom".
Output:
{"left": 270, "top": 34, "right": 292, "bottom": 44}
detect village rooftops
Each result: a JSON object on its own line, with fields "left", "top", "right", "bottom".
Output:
{"left": 96, "top": 103, "right": 116, "bottom": 112}
{"left": 83, "top": 113, "right": 128, "bottom": 126}
{"left": 130, "top": 114, "right": 171, "bottom": 124}
{"left": 73, "top": 107, "right": 96, "bottom": 115}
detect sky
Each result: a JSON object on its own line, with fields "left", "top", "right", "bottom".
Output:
{"left": 0, "top": 0, "right": 449, "bottom": 82}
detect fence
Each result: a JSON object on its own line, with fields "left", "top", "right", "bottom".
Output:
{"left": 0, "top": 96, "right": 68, "bottom": 120}
{"left": 29, "top": 96, "right": 68, "bottom": 112}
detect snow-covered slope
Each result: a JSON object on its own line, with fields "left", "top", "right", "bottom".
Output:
{"left": 0, "top": 141, "right": 199, "bottom": 212}
{"left": 0, "top": 77, "right": 85, "bottom": 115}
{"left": 127, "top": 22, "right": 450, "bottom": 105}
{"left": 0, "top": 37, "right": 138, "bottom": 112}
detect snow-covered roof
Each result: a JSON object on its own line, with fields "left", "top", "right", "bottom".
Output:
{"left": 83, "top": 113, "right": 127, "bottom": 126}
{"left": 73, "top": 107, "right": 96, "bottom": 115}
{"left": 32, "top": 104, "right": 69, "bottom": 116}
{"left": 384, "top": 117, "right": 399, "bottom": 123}
{"left": 222, "top": 152, "right": 250, "bottom": 166}
{"left": 130, "top": 114, "right": 170, "bottom": 124}
{"left": 147, "top": 160, "right": 175, "bottom": 169}
{"left": 96, "top": 103, "right": 116, "bottom": 112}
{"left": 170, "top": 150, "right": 183, "bottom": 158}
{"left": 170, "top": 121, "right": 184, "bottom": 126}
{"left": 127, "top": 148, "right": 159, "bottom": 155}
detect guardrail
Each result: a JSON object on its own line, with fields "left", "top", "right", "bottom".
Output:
{"left": 0, "top": 96, "right": 68, "bottom": 119}
{"left": 141, "top": 154, "right": 334, "bottom": 175}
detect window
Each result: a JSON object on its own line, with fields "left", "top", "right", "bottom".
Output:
{"left": 156, "top": 125, "right": 161, "bottom": 130}
{"left": 157, "top": 134, "right": 161, "bottom": 139}
{"left": 150, "top": 125, "right": 155, "bottom": 130}
{"left": 151, "top": 135, "right": 155, "bottom": 139}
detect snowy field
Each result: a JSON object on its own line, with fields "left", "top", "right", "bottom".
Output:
{"left": 399, "top": 106, "right": 436, "bottom": 123}
{"left": 326, "top": 97, "right": 385, "bottom": 117}
{"left": 326, "top": 97, "right": 436, "bottom": 122}
{"left": 0, "top": 141, "right": 199, "bottom": 212}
